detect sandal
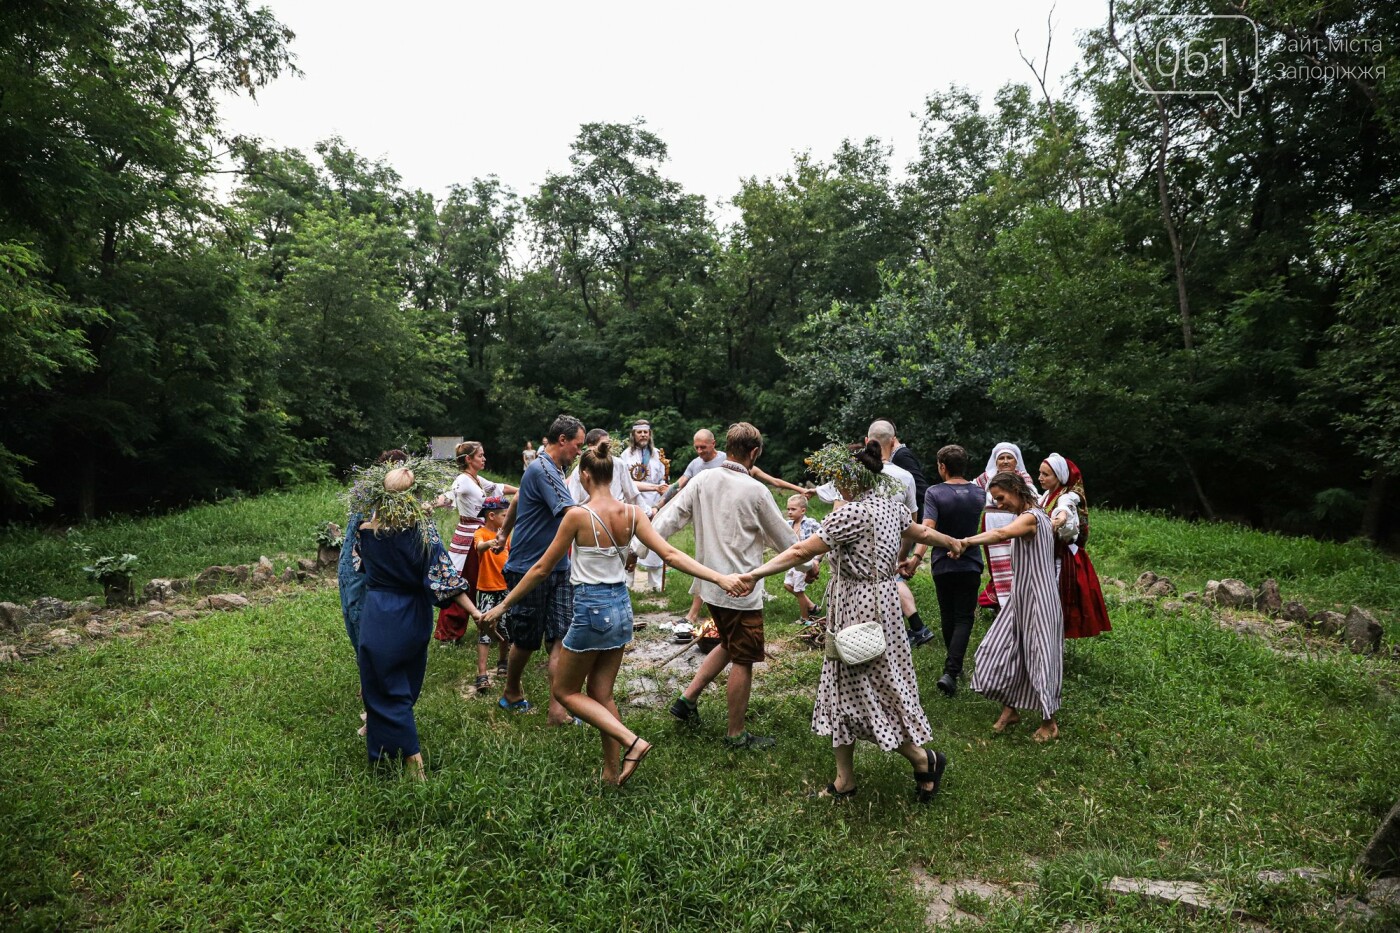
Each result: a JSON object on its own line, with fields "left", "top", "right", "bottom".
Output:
{"left": 913, "top": 748, "right": 948, "bottom": 803}
{"left": 474, "top": 674, "right": 490, "bottom": 693}
{"left": 618, "top": 737, "right": 652, "bottom": 786}
{"left": 497, "top": 696, "right": 534, "bottom": 714}
{"left": 816, "top": 782, "right": 857, "bottom": 800}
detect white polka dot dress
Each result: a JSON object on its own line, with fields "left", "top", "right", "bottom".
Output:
{"left": 811, "top": 492, "right": 933, "bottom": 751}
{"left": 970, "top": 507, "right": 1063, "bottom": 718}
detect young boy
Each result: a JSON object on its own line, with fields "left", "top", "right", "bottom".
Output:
{"left": 471, "top": 496, "right": 512, "bottom": 694}
{"left": 782, "top": 495, "right": 824, "bottom": 623}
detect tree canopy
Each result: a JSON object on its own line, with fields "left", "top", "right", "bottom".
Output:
{"left": 2, "top": 0, "right": 1397, "bottom": 542}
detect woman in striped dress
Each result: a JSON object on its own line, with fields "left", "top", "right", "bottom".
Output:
{"left": 959, "top": 471, "right": 1063, "bottom": 743}
{"left": 432, "top": 441, "right": 517, "bottom": 644}
{"left": 973, "top": 443, "right": 1039, "bottom": 612}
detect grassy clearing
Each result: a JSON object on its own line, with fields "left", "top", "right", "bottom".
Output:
{"left": 2, "top": 483, "right": 1398, "bottom": 929}
{"left": 3, "top": 501, "right": 1399, "bottom": 929}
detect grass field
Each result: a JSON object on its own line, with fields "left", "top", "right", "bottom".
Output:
{"left": 1, "top": 483, "right": 1398, "bottom": 930}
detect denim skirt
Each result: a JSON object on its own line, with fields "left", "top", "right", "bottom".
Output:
{"left": 562, "top": 582, "right": 634, "bottom": 653}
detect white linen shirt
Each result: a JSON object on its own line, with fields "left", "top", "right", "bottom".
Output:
{"left": 636, "top": 465, "right": 796, "bottom": 611}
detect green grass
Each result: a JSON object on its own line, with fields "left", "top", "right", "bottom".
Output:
{"left": 0, "top": 483, "right": 348, "bottom": 602}
{"left": 2, "top": 485, "right": 1398, "bottom": 929}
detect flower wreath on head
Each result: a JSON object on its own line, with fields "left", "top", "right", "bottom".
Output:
{"left": 345, "top": 451, "right": 456, "bottom": 551}
{"left": 804, "top": 442, "right": 901, "bottom": 498}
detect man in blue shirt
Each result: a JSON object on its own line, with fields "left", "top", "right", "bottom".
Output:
{"left": 901, "top": 444, "right": 986, "bottom": 697}
{"left": 491, "top": 414, "right": 585, "bottom": 722}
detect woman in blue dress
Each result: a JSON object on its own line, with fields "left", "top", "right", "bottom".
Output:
{"left": 338, "top": 449, "right": 409, "bottom": 737}
{"left": 353, "top": 465, "right": 481, "bottom": 778}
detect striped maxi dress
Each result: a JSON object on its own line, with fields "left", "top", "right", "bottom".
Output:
{"left": 970, "top": 507, "right": 1064, "bottom": 718}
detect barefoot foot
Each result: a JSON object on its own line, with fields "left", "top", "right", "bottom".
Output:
{"left": 992, "top": 709, "right": 1021, "bottom": 733}
{"left": 1033, "top": 720, "right": 1059, "bottom": 743}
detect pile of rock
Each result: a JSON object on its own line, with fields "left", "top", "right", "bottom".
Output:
{"left": 1127, "top": 572, "right": 1388, "bottom": 657}
{"left": 0, "top": 543, "right": 341, "bottom": 664}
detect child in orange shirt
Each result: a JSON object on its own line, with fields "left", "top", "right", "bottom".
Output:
{"left": 471, "top": 497, "right": 512, "bottom": 694}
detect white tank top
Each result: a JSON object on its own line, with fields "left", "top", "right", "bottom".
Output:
{"left": 570, "top": 505, "right": 637, "bottom": 585}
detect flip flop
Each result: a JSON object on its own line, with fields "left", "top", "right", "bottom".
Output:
{"left": 497, "top": 697, "right": 534, "bottom": 714}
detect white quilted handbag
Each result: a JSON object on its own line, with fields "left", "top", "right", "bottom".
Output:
{"left": 822, "top": 557, "right": 887, "bottom": 666}
{"left": 831, "top": 620, "right": 886, "bottom": 666}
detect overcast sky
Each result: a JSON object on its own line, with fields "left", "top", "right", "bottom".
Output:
{"left": 220, "top": 1, "right": 1111, "bottom": 211}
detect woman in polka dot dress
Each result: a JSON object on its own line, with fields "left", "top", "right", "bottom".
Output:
{"left": 740, "top": 441, "right": 962, "bottom": 801}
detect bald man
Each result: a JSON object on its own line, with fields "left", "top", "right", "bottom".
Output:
{"left": 868, "top": 420, "right": 936, "bottom": 648}
{"left": 670, "top": 430, "right": 730, "bottom": 628}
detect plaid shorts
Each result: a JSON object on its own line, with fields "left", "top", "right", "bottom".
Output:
{"left": 503, "top": 569, "right": 572, "bottom": 651}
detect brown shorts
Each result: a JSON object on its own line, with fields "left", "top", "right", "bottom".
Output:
{"left": 705, "top": 603, "right": 765, "bottom": 665}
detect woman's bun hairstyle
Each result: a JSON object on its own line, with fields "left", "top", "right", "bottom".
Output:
{"left": 853, "top": 439, "right": 884, "bottom": 475}
{"left": 580, "top": 440, "right": 615, "bottom": 484}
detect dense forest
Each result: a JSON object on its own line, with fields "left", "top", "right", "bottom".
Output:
{"left": 2, "top": 0, "right": 1398, "bottom": 543}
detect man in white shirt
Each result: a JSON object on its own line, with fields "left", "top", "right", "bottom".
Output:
{"left": 668, "top": 429, "right": 727, "bottom": 629}
{"left": 636, "top": 422, "right": 796, "bottom": 749}
{"left": 868, "top": 420, "right": 936, "bottom": 647}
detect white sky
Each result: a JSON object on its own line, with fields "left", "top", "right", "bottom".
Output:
{"left": 220, "top": 1, "right": 1111, "bottom": 212}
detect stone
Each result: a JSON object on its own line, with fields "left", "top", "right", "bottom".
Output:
{"left": 280, "top": 568, "right": 296, "bottom": 583}
{"left": 0, "top": 601, "right": 29, "bottom": 633}
{"left": 1182, "top": 591, "right": 1200, "bottom": 603}
{"left": 23, "top": 622, "right": 50, "bottom": 638}
{"left": 1345, "top": 606, "right": 1383, "bottom": 655}
{"left": 251, "top": 556, "right": 275, "bottom": 585}
{"left": 84, "top": 620, "right": 112, "bottom": 637}
{"left": 0, "top": 644, "right": 19, "bottom": 663}
{"left": 17, "top": 642, "right": 51, "bottom": 658}
{"left": 1161, "top": 601, "right": 1184, "bottom": 613}
{"left": 1281, "top": 600, "right": 1309, "bottom": 624}
{"left": 142, "top": 611, "right": 172, "bottom": 625}
{"left": 1135, "top": 571, "right": 1159, "bottom": 591}
{"left": 317, "top": 544, "right": 341, "bottom": 568}
{"left": 1366, "top": 876, "right": 1400, "bottom": 911}
{"left": 294, "top": 570, "right": 312, "bottom": 582}
{"left": 1105, "top": 877, "right": 1244, "bottom": 919}
{"left": 205, "top": 594, "right": 250, "bottom": 611}
{"left": 46, "top": 627, "right": 80, "bottom": 648}
{"left": 142, "top": 579, "right": 180, "bottom": 603}
{"left": 1313, "top": 610, "right": 1347, "bottom": 637}
{"left": 296, "top": 558, "right": 319, "bottom": 573}
{"left": 196, "top": 565, "right": 241, "bottom": 588}
{"left": 172, "top": 610, "right": 199, "bottom": 620}
{"left": 29, "top": 596, "right": 73, "bottom": 623}
{"left": 1145, "top": 579, "right": 1175, "bottom": 598}
{"left": 1104, "top": 577, "right": 1127, "bottom": 589}
{"left": 1206, "top": 579, "right": 1255, "bottom": 609}
{"left": 1256, "top": 868, "right": 1327, "bottom": 886}
{"left": 1256, "top": 579, "right": 1283, "bottom": 616}
{"left": 1359, "top": 798, "right": 1400, "bottom": 876}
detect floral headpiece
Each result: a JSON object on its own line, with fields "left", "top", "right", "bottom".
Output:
{"left": 345, "top": 452, "right": 454, "bottom": 550}
{"left": 804, "top": 442, "right": 900, "bottom": 497}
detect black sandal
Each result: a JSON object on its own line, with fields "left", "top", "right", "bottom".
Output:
{"left": 913, "top": 749, "right": 947, "bottom": 803}
{"left": 618, "top": 737, "right": 652, "bottom": 787}
{"left": 817, "top": 781, "right": 857, "bottom": 800}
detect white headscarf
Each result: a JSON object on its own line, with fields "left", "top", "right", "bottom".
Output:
{"left": 983, "top": 442, "right": 1028, "bottom": 479}
{"left": 1045, "top": 452, "right": 1070, "bottom": 486}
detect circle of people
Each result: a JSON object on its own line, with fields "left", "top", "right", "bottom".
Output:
{"left": 338, "top": 417, "right": 1110, "bottom": 795}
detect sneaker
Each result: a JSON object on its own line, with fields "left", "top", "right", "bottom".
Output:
{"left": 722, "top": 731, "right": 775, "bottom": 750}
{"left": 668, "top": 695, "right": 700, "bottom": 725}
{"left": 908, "top": 626, "right": 936, "bottom": 648}
{"left": 935, "top": 673, "right": 957, "bottom": 697}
